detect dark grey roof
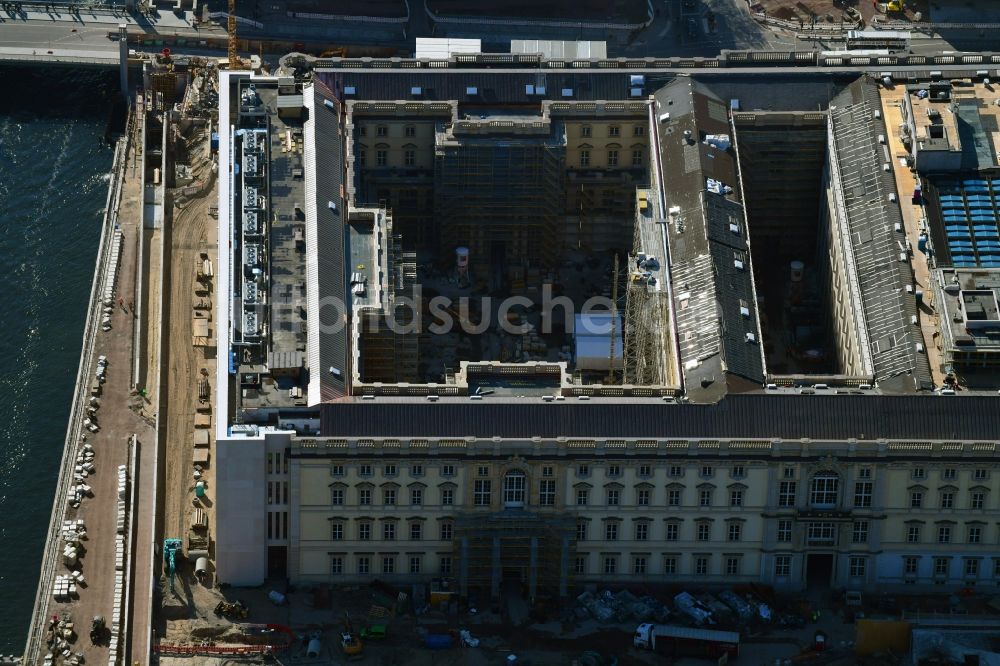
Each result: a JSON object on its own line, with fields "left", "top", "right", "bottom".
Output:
{"left": 319, "top": 395, "right": 1000, "bottom": 441}
{"left": 653, "top": 78, "right": 764, "bottom": 399}
{"left": 312, "top": 80, "right": 350, "bottom": 399}
{"left": 317, "top": 70, "right": 676, "bottom": 105}
{"left": 828, "top": 80, "right": 932, "bottom": 390}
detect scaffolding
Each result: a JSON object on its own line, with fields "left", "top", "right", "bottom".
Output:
{"left": 622, "top": 218, "right": 674, "bottom": 386}
{"left": 434, "top": 130, "right": 565, "bottom": 270}
{"left": 453, "top": 511, "right": 576, "bottom": 601}
{"left": 358, "top": 218, "right": 419, "bottom": 383}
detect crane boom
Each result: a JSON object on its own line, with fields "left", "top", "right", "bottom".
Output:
{"left": 227, "top": 0, "right": 239, "bottom": 69}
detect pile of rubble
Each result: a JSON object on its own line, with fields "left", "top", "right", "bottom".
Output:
{"left": 572, "top": 590, "right": 672, "bottom": 624}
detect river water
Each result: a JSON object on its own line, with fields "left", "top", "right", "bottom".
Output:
{"left": 0, "top": 67, "right": 117, "bottom": 653}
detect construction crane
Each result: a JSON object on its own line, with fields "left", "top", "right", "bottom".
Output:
{"left": 163, "top": 538, "right": 182, "bottom": 595}
{"left": 227, "top": 0, "right": 240, "bottom": 69}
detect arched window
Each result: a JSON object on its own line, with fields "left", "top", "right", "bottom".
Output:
{"left": 503, "top": 470, "right": 527, "bottom": 508}
{"left": 810, "top": 472, "right": 840, "bottom": 508}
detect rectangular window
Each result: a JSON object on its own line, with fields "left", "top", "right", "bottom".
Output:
{"left": 697, "top": 523, "right": 711, "bottom": 541}
{"left": 968, "top": 526, "right": 982, "bottom": 544}
{"left": 912, "top": 468, "right": 926, "bottom": 480}
{"left": 539, "top": 480, "right": 556, "bottom": 506}
{"left": 728, "top": 523, "right": 742, "bottom": 542}
{"left": 669, "top": 466, "right": 684, "bottom": 478}
{"left": 971, "top": 492, "right": 985, "bottom": 509}
{"left": 330, "top": 464, "right": 345, "bottom": 477}
{"left": 730, "top": 490, "right": 744, "bottom": 507}
{"left": 604, "top": 556, "right": 617, "bottom": 574}
{"left": 441, "top": 488, "right": 454, "bottom": 506}
{"left": 695, "top": 557, "right": 708, "bottom": 576}
{"left": 383, "top": 523, "right": 396, "bottom": 541}
{"left": 633, "top": 557, "right": 647, "bottom": 575}
{"left": 607, "top": 150, "right": 618, "bottom": 167}
{"left": 774, "top": 555, "right": 791, "bottom": 577}
{"left": 637, "top": 489, "right": 650, "bottom": 506}
{"left": 358, "top": 522, "right": 371, "bottom": 541}
{"left": 358, "top": 149, "right": 366, "bottom": 166}
{"left": 442, "top": 465, "right": 456, "bottom": 477}
{"left": 852, "top": 520, "right": 869, "bottom": 544}
{"left": 404, "top": 150, "right": 415, "bottom": 167}
{"left": 358, "top": 489, "right": 372, "bottom": 506}
{"left": 699, "top": 489, "right": 712, "bottom": 507}
{"left": 778, "top": 481, "right": 797, "bottom": 507}
{"left": 376, "top": 150, "right": 387, "bottom": 167}
{"left": 607, "top": 489, "right": 620, "bottom": 506}
{"left": 577, "top": 489, "right": 589, "bottom": 506}
{"left": 331, "top": 488, "right": 344, "bottom": 505}
{"left": 854, "top": 482, "right": 873, "bottom": 508}
{"left": 576, "top": 522, "right": 588, "bottom": 541}
{"left": 632, "top": 149, "right": 643, "bottom": 167}
{"left": 359, "top": 126, "right": 367, "bottom": 137}
{"left": 904, "top": 556, "right": 918, "bottom": 575}
{"left": 608, "top": 465, "right": 621, "bottom": 477}
{"left": 938, "top": 526, "right": 952, "bottom": 543}
{"left": 726, "top": 557, "right": 740, "bottom": 575}
{"left": 664, "top": 557, "right": 677, "bottom": 574}
{"left": 384, "top": 464, "right": 397, "bottom": 477}
{"left": 405, "top": 125, "right": 415, "bottom": 137}
{"left": 940, "top": 492, "right": 954, "bottom": 509}
{"left": 907, "top": 525, "right": 921, "bottom": 543}
{"left": 383, "top": 489, "right": 396, "bottom": 505}
{"left": 934, "top": 557, "right": 949, "bottom": 576}
{"left": 331, "top": 523, "right": 344, "bottom": 540}
{"left": 777, "top": 520, "right": 792, "bottom": 543}
{"left": 440, "top": 521, "right": 453, "bottom": 540}
{"left": 411, "top": 464, "right": 424, "bottom": 477}
{"left": 605, "top": 523, "right": 619, "bottom": 541}
{"left": 542, "top": 466, "right": 554, "bottom": 477}
{"left": 638, "top": 464, "right": 651, "bottom": 477}
{"left": 942, "top": 468, "right": 956, "bottom": 480}
{"left": 581, "top": 125, "right": 592, "bottom": 138}
{"left": 358, "top": 556, "right": 370, "bottom": 574}
{"left": 665, "top": 523, "right": 679, "bottom": 541}
{"left": 965, "top": 559, "right": 980, "bottom": 577}
{"left": 410, "top": 523, "right": 422, "bottom": 541}
{"left": 440, "top": 556, "right": 452, "bottom": 574}
{"left": 731, "top": 466, "right": 746, "bottom": 479}
{"left": 359, "top": 464, "right": 373, "bottom": 477}
{"left": 574, "top": 556, "right": 586, "bottom": 574}
{"left": 634, "top": 126, "right": 645, "bottom": 137}
{"left": 635, "top": 523, "right": 649, "bottom": 541}
{"left": 858, "top": 467, "right": 872, "bottom": 479}
{"left": 700, "top": 466, "right": 714, "bottom": 479}
{"left": 382, "top": 556, "right": 395, "bottom": 574}
{"left": 474, "top": 480, "right": 492, "bottom": 506}
{"left": 668, "top": 489, "right": 681, "bottom": 507}
{"left": 783, "top": 467, "right": 796, "bottom": 479}
{"left": 409, "top": 556, "right": 421, "bottom": 574}
{"left": 411, "top": 488, "right": 423, "bottom": 505}
{"left": 609, "top": 125, "right": 620, "bottom": 137}
{"left": 578, "top": 465, "right": 590, "bottom": 477}
{"left": 330, "top": 556, "right": 343, "bottom": 575}
{"left": 849, "top": 557, "right": 867, "bottom": 578}
{"left": 376, "top": 125, "right": 387, "bottom": 137}
{"left": 910, "top": 491, "right": 923, "bottom": 508}
{"left": 994, "top": 559, "right": 1000, "bottom": 578}
{"left": 580, "top": 150, "right": 590, "bottom": 167}
{"left": 974, "top": 469, "right": 989, "bottom": 481}
{"left": 807, "top": 522, "right": 836, "bottom": 546}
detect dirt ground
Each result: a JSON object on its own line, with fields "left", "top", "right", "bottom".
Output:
{"left": 427, "top": 0, "right": 650, "bottom": 23}
{"left": 752, "top": 0, "right": 926, "bottom": 26}
{"left": 159, "top": 126, "right": 218, "bottom": 586}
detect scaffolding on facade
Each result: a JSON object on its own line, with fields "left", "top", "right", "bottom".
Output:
{"left": 453, "top": 510, "right": 576, "bottom": 601}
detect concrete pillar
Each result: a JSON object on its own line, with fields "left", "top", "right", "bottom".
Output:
{"left": 528, "top": 537, "right": 538, "bottom": 602}
{"left": 559, "top": 536, "right": 570, "bottom": 597}
{"left": 118, "top": 24, "right": 129, "bottom": 101}
{"left": 459, "top": 537, "right": 469, "bottom": 598}
{"left": 490, "top": 536, "right": 501, "bottom": 600}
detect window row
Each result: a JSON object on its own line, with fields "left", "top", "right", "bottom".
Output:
{"left": 578, "top": 519, "right": 748, "bottom": 543}
{"left": 577, "top": 149, "right": 644, "bottom": 168}
{"left": 902, "top": 555, "right": 999, "bottom": 579}
{"left": 329, "top": 519, "right": 454, "bottom": 542}
{"left": 578, "top": 552, "right": 744, "bottom": 577}
{"left": 329, "top": 553, "right": 450, "bottom": 576}
{"left": 578, "top": 124, "right": 646, "bottom": 139}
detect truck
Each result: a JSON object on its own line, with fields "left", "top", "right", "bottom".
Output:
{"left": 634, "top": 623, "right": 740, "bottom": 659}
